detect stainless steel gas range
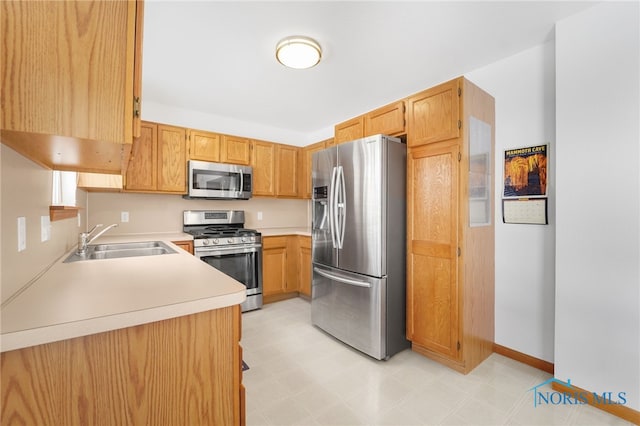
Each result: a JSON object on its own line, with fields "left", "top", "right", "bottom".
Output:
{"left": 183, "top": 210, "right": 263, "bottom": 312}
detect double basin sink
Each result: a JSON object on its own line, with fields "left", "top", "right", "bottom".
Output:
{"left": 64, "top": 241, "right": 177, "bottom": 263}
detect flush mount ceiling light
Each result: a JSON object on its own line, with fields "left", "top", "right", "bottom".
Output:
{"left": 276, "top": 36, "right": 322, "bottom": 69}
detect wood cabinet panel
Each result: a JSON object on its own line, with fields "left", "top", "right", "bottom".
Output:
{"left": 407, "top": 77, "right": 494, "bottom": 374}
{"left": 188, "top": 129, "right": 220, "bottom": 162}
{"left": 157, "top": 124, "right": 187, "bottom": 192}
{"left": 125, "top": 122, "right": 157, "bottom": 191}
{"left": 407, "top": 142, "right": 459, "bottom": 359}
{"left": 221, "top": 135, "right": 251, "bottom": 165}
{"left": 407, "top": 78, "right": 460, "bottom": 147}
{"left": 251, "top": 140, "right": 276, "bottom": 196}
{"left": 172, "top": 240, "right": 194, "bottom": 255}
{"left": 334, "top": 116, "right": 364, "bottom": 144}
{"left": 0, "top": 0, "right": 143, "bottom": 174}
{"left": 276, "top": 145, "right": 300, "bottom": 197}
{"left": 298, "top": 236, "right": 312, "bottom": 297}
{"left": 262, "top": 237, "right": 288, "bottom": 297}
{"left": 364, "top": 101, "right": 406, "bottom": 136}
{"left": 0, "top": 306, "right": 243, "bottom": 425}
{"left": 301, "top": 140, "right": 327, "bottom": 199}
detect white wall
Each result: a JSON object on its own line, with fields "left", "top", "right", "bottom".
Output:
{"left": 466, "top": 42, "right": 556, "bottom": 362}
{"left": 555, "top": 1, "right": 639, "bottom": 411}
{"left": 143, "top": 101, "right": 333, "bottom": 147}
{"left": 87, "top": 192, "right": 309, "bottom": 234}
{"left": 1, "top": 145, "right": 87, "bottom": 303}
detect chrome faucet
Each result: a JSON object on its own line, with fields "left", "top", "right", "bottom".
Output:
{"left": 77, "top": 223, "right": 119, "bottom": 255}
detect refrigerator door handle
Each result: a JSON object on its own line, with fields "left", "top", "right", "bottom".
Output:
{"left": 329, "top": 166, "right": 339, "bottom": 249}
{"left": 338, "top": 165, "right": 346, "bottom": 249}
{"left": 314, "top": 267, "right": 372, "bottom": 288}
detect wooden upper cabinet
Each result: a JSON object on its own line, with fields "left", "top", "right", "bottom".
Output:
{"left": 125, "top": 122, "right": 157, "bottom": 191}
{"left": 0, "top": 0, "right": 144, "bottom": 174}
{"left": 334, "top": 116, "right": 364, "bottom": 144}
{"left": 276, "top": 145, "right": 300, "bottom": 198}
{"left": 364, "top": 101, "right": 406, "bottom": 137}
{"left": 300, "top": 140, "right": 327, "bottom": 199}
{"left": 125, "top": 121, "right": 186, "bottom": 194}
{"left": 407, "top": 78, "right": 461, "bottom": 148}
{"left": 188, "top": 129, "right": 220, "bottom": 162}
{"left": 251, "top": 140, "right": 276, "bottom": 196}
{"left": 221, "top": 135, "right": 251, "bottom": 165}
{"left": 157, "top": 124, "right": 187, "bottom": 192}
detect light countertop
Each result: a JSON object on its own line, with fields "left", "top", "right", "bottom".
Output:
{"left": 1, "top": 233, "right": 246, "bottom": 353}
{"left": 259, "top": 227, "right": 311, "bottom": 237}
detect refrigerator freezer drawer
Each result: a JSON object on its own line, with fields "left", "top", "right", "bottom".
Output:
{"left": 311, "top": 264, "right": 386, "bottom": 360}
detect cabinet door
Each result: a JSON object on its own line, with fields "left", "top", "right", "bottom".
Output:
{"left": 221, "top": 135, "right": 251, "bottom": 165}
{"left": 188, "top": 129, "right": 220, "bottom": 162}
{"left": 262, "top": 237, "right": 288, "bottom": 296}
{"left": 276, "top": 145, "right": 299, "bottom": 197}
{"left": 364, "top": 101, "right": 405, "bottom": 137}
{"left": 172, "top": 240, "right": 194, "bottom": 255}
{"left": 298, "top": 237, "right": 312, "bottom": 297}
{"left": 334, "top": 116, "right": 364, "bottom": 144}
{"left": 157, "top": 124, "right": 187, "bottom": 193}
{"left": 125, "top": 122, "right": 157, "bottom": 191}
{"left": 407, "top": 78, "right": 460, "bottom": 147}
{"left": 300, "top": 140, "right": 327, "bottom": 199}
{"left": 407, "top": 141, "right": 460, "bottom": 360}
{"left": 251, "top": 140, "right": 276, "bottom": 196}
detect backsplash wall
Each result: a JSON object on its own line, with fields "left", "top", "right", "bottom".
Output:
{"left": 1, "top": 145, "right": 87, "bottom": 303}
{"left": 87, "top": 192, "right": 310, "bottom": 235}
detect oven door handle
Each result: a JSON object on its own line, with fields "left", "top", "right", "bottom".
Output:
{"left": 196, "top": 244, "right": 261, "bottom": 255}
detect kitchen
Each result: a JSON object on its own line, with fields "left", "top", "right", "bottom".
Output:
{"left": 1, "top": 1, "right": 639, "bottom": 425}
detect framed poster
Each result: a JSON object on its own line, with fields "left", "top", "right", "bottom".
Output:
{"left": 503, "top": 144, "right": 547, "bottom": 198}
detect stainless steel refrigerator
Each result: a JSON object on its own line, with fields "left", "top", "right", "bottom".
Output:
{"left": 311, "top": 134, "right": 409, "bottom": 360}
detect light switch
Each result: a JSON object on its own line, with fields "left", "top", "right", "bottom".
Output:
{"left": 121, "top": 211, "right": 129, "bottom": 222}
{"left": 41, "top": 215, "right": 51, "bottom": 242}
{"left": 17, "top": 217, "right": 26, "bottom": 252}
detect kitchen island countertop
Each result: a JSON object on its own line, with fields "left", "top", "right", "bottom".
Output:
{"left": 1, "top": 233, "right": 246, "bottom": 352}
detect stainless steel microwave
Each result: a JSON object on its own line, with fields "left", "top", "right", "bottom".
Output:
{"left": 185, "top": 160, "right": 252, "bottom": 200}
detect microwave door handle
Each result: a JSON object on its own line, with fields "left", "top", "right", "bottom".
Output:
{"left": 239, "top": 170, "right": 244, "bottom": 194}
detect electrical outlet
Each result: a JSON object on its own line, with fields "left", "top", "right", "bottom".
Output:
{"left": 41, "top": 215, "right": 51, "bottom": 242}
{"left": 17, "top": 217, "right": 26, "bottom": 252}
{"left": 257, "top": 211, "right": 263, "bottom": 221}
{"left": 77, "top": 213, "right": 81, "bottom": 227}
{"left": 121, "top": 211, "right": 129, "bottom": 223}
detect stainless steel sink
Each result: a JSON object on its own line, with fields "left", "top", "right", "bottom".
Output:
{"left": 92, "top": 241, "right": 168, "bottom": 252}
{"left": 64, "top": 241, "right": 177, "bottom": 263}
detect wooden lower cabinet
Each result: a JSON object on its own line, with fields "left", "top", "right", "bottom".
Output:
{"left": 0, "top": 306, "right": 245, "bottom": 425}
{"left": 172, "top": 240, "right": 194, "bottom": 255}
{"left": 298, "top": 236, "right": 312, "bottom": 297}
{"left": 262, "top": 235, "right": 311, "bottom": 302}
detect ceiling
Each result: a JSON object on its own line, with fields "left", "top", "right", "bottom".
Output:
{"left": 141, "top": 1, "right": 596, "bottom": 141}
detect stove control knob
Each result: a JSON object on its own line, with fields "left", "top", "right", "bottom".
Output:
{"left": 212, "top": 238, "right": 219, "bottom": 244}
{"left": 202, "top": 239, "right": 210, "bottom": 246}
{"left": 241, "top": 237, "right": 247, "bottom": 243}
{"left": 227, "top": 238, "right": 233, "bottom": 243}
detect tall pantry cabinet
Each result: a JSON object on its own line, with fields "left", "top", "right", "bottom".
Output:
{"left": 406, "top": 77, "right": 495, "bottom": 374}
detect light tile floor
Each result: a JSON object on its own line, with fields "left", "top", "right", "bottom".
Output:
{"left": 241, "top": 298, "right": 634, "bottom": 426}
